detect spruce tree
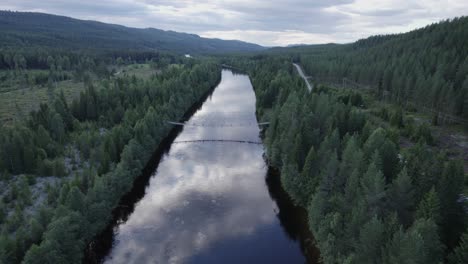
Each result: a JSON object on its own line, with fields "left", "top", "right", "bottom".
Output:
{"left": 416, "top": 187, "right": 441, "bottom": 224}
{"left": 387, "top": 168, "right": 414, "bottom": 226}
{"left": 449, "top": 232, "right": 468, "bottom": 264}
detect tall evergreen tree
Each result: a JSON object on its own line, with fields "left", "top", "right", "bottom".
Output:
{"left": 449, "top": 232, "right": 468, "bottom": 264}
{"left": 387, "top": 168, "right": 414, "bottom": 226}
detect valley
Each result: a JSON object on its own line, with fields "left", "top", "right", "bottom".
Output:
{"left": 0, "top": 9, "right": 467, "bottom": 264}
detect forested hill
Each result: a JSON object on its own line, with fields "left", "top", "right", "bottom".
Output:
{"left": 0, "top": 11, "right": 264, "bottom": 54}
{"left": 284, "top": 17, "right": 468, "bottom": 120}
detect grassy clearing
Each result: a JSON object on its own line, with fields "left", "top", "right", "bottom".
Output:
{"left": 0, "top": 80, "right": 85, "bottom": 125}
{"left": 113, "top": 63, "right": 159, "bottom": 79}
{"left": 0, "top": 64, "right": 156, "bottom": 126}
{"left": 0, "top": 70, "right": 50, "bottom": 93}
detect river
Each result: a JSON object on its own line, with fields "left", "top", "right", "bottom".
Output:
{"left": 86, "top": 69, "right": 316, "bottom": 263}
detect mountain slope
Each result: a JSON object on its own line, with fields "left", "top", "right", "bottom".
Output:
{"left": 285, "top": 17, "right": 468, "bottom": 119}
{"left": 0, "top": 11, "right": 264, "bottom": 53}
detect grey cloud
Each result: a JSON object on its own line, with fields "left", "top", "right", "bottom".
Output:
{"left": 355, "top": 8, "right": 415, "bottom": 17}
{"left": 1, "top": 0, "right": 147, "bottom": 16}
{"left": 1, "top": 0, "right": 468, "bottom": 46}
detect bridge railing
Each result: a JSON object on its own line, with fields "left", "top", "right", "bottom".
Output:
{"left": 172, "top": 139, "right": 263, "bottom": 145}
{"left": 167, "top": 121, "right": 269, "bottom": 127}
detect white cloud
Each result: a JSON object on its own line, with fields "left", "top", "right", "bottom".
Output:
{"left": 202, "top": 30, "right": 338, "bottom": 46}
{"left": 1, "top": 0, "right": 468, "bottom": 46}
{"left": 325, "top": 0, "right": 468, "bottom": 40}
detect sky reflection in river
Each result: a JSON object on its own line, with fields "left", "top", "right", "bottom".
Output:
{"left": 104, "top": 70, "right": 304, "bottom": 264}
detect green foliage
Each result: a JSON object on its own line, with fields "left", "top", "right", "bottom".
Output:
{"left": 412, "top": 123, "right": 434, "bottom": 145}
{"left": 384, "top": 218, "right": 444, "bottom": 264}
{"left": 390, "top": 108, "right": 404, "bottom": 128}
{"left": 22, "top": 213, "right": 86, "bottom": 264}
{"left": 295, "top": 17, "right": 468, "bottom": 120}
{"left": 416, "top": 187, "right": 441, "bottom": 224}
{"left": 449, "top": 232, "right": 468, "bottom": 264}
{"left": 387, "top": 168, "right": 414, "bottom": 226}
{"left": 0, "top": 56, "right": 221, "bottom": 263}
{"left": 360, "top": 155, "right": 387, "bottom": 218}
{"left": 0, "top": 11, "right": 263, "bottom": 54}
{"left": 437, "top": 160, "right": 466, "bottom": 248}
{"left": 241, "top": 55, "right": 466, "bottom": 263}
{"left": 355, "top": 216, "right": 385, "bottom": 263}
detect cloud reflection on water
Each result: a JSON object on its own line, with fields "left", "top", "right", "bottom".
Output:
{"left": 104, "top": 70, "right": 301, "bottom": 264}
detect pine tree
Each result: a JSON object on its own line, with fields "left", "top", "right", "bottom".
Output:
{"left": 387, "top": 168, "right": 414, "bottom": 226}
{"left": 300, "top": 146, "right": 319, "bottom": 194}
{"left": 383, "top": 227, "right": 409, "bottom": 264}
{"left": 364, "top": 127, "right": 387, "bottom": 159}
{"left": 390, "top": 108, "right": 403, "bottom": 128}
{"left": 18, "top": 176, "right": 32, "bottom": 206}
{"left": 437, "top": 160, "right": 465, "bottom": 249}
{"left": 318, "top": 151, "right": 339, "bottom": 195}
{"left": 293, "top": 133, "right": 307, "bottom": 169}
{"left": 361, "top": 153, "right": 387, "bottom": 217}
{"left": 416, "top": 187, "right": 441, "bottom": 224}
{"left": 0, "top": 201, "right": 5, "bottom": 223}
{"left": 379, "top": 139, "right": 399, "bottom": 180}
{"left": 384, "top": 219, "right": 443, "bottom": 264}
{"left": 355, "top": 215, "right": 385, "bottom": 263}
{"left": 338, "top": 136, "right": 363, "bottom": 192}
{"left": 408, "top": 218, "right": 444, "bottom": 263}
{"left": 49, "top": 113, "right": 65, "bottom": 142}
{"left": 54, "top": 91, "right": 74, "bottom": 130}
{"left": 66, "top": 187, "right": 86, "bottom": 213}
{"left": 30, "top": 218, "right": 44, "bottom": 244}
{"left": 449, "top": 232, "right": 468, "bottom": 264}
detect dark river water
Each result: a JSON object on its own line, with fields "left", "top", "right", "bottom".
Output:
{"left": 90, "top": 69, "right": 316, "bottom": 264}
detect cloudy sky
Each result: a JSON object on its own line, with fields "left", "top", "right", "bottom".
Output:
{"left": 1, "top": 0, "right": 467, "bottom": 46}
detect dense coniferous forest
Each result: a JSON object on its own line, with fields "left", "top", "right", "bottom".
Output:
{"left": 240, "top": 24, "right": 468, "bottom": 264}
{"left": 0, "top": 47, "right": 220, "bottom": 262}
{"left": 281, "top": 17, "right": 468, "bottom": 122}
{"left": 222, "top": 18, "right": 468, "bottom": 261}
{"left": 221, "top": 53, "right": 467, "bottom": 263}
{"left": 0, "top": 8, "right": 467, "bottom": 264}
{"left": 0, "top": 11, "right": 264, "bottom": 54}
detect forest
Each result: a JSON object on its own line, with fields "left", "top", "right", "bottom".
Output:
{"left": 240, "top": 22, "right": 468, "bottom": 263}
{"left": 277, "top": 17, "right": 468, "bottom": 124}
{"left": 221, "top": 44, "right": 467, "bottom": 262}
{"left": 0, "top": 11, "right": 264, "bottom": 54}
{"left": 0, "top": 47, "right": 220, "bottom": 263}
{"left": 0, "top": 8, "right": 467, "bottom": 264}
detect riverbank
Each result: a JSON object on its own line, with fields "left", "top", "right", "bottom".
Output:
{"left": 86, "top": 69, "right": 309, "bottom": 263}
{"left": 17, "top": 62, "right": 221, "bottom": 263}
{"left": 83, "top": 68, "right": 221, "bottom": 263}
{"left": 246, "top": 56, "right": 467, "bottom": 263}
{"left": 265, "top": 167, "right": 320, "bottom": 263}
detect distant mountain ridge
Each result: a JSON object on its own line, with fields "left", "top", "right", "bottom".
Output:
{"left": 0, "top": 11, "right": 265, "bottom": 54}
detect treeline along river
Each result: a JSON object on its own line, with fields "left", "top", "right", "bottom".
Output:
{"left": 85, "top": 69, "right": 318, "bottom": 263}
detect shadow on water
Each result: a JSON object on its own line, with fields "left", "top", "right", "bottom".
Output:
{"left": 83, "top": 76, "right": 220, "bottom": 264}
{"left": 84, "top": 69, "right": 321, "bottom": 263}
{"left": 265, "top": 166, "right": 321, "bottom": 264}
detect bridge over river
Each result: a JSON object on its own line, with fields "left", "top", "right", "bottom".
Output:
{"left": 167, "top": 110, "right": 269, "bottom": 144}
{"left": 167, "top": 120, "right": 270, "bottom": 128}
{"left": 87, "top": 68, "right": 313, "bottom": 264}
